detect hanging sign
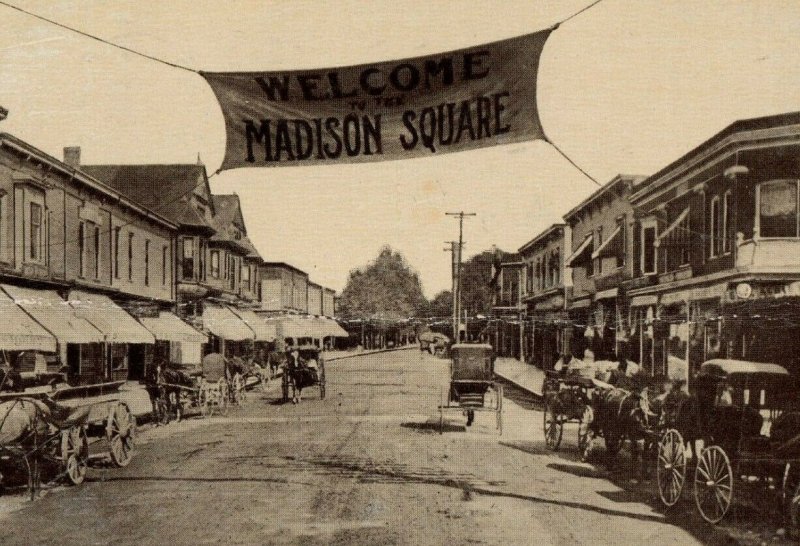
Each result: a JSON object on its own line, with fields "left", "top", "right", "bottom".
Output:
{"left": 201, "top": 29, "right": 552, "bottom": 170}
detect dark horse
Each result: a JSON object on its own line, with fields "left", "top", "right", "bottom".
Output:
{"left": 285, "top": 353, "right": 318, "bottom": 404}
{"left": 154, "top": 363, "right": 195, "bottom": 422}
{"left": 585, "top": 383, "right": 658, "bottom": 479}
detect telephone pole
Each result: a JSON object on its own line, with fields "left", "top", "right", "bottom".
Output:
{"left": 446, "top": 211, "right": 476, "bottom": 342}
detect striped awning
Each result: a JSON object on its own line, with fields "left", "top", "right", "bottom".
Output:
{"left": 68, "top": 290, "right": 155, "bottom": 344}
{"left": 566, "top": 234, "right": 593, "bottom": 267}
{"left": 229, "top": 308, "right": 276, "bottom": 342}
{"left": 0, "top": 289, "right": 56, "bottom": 352}
{"left": 139, "top": 312, "right": 207, "bottom": 343}
{"left": 202, "top": 305, "right": 254, "bottom": 341}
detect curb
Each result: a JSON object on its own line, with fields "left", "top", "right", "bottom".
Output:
{"left": 325, "top": 345, "right": 415, "bottom": 362}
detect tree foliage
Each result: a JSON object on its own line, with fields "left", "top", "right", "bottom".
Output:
{"left": 338, "top": 246, "right": 427, "bottom": 320}
{"left": 426, "top": 290, "right": 453, "bottom": 318}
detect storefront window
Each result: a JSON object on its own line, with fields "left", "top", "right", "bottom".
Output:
{"left": 759, "top": 180, "right": 799, "bottom": 238}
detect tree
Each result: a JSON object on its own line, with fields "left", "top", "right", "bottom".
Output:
{"left": 338, "top": 246, "right": 428, "bottom": 320}
{"left": 459, "top": 248, "right": 516, "bottom": 317}
{"left": 426, "top": 290, "right": 453, "bottom": 319}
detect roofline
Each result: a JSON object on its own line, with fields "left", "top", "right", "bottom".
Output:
{"left": 212, "top": 193, "right": 247, "bottom": 233}
{"left": 260, "top": 261, "right": 309, "bottom": 277}
{"left": 631, "top": 113, "right": 800, "bottom": 205}
{"left": 0, "top": 134, "right": 178, "bottom": 231}
{"left": 518, "top": 223, "right": 566, "bottom": 254}
{"left": 563, "top": 174, "right": 646, "bottom": 223}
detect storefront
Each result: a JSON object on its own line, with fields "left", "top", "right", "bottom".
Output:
{"left": 201, "top": 304, "right": 255, "bottom": 357}
{"left": 68, "top": 290, "right": 156, "bottom": 381}
{"left": 3, "top": 285, "right": 105, "bottom": 385}
{"left": 229, "top": 307, "right": 276, "bottom": 360}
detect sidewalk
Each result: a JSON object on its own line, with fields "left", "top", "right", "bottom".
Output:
{"left": 494, "top": 357, "right": 545, "bottom": 398}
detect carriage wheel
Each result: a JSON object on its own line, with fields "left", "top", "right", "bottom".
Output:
{"left": 217, "top": 379, "right": 229, "bottom": 416}
{"left": 319, "top": 360, "right": 326, "bottom": 400}
{"left": 694, "top": 446, "right": 733, "bottom": 524}
{"left": 198, "top": 387, "right": 209, "bottom": 417}
{"left": 577, "top": 406, "right": 593, "bottom": 454}
{"left": 657, "top": 429, "right": 686, "bottom": 507}
{"left": 543, "top": 398, "right": 563, "bottom": 451}
{"left": 61, "top": 426, "right": 89, "bottom": 485}
{"left": 107, "top": 402, "right": 136, "bottom": 468}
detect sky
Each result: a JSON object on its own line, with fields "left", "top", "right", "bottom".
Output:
{"left": 2, "top": 1, "right": 800, "bottom": 298}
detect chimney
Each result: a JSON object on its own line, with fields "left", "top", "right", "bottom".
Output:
{"left": 63, "top": 146, "right": 81, "bottom": 168}
{"left": 0, "top": 106, "right": 7, "bottom": 122}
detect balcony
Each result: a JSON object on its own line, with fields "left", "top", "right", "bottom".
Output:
{"left": 736, "top": 238, "right": 800, "bottom": 270}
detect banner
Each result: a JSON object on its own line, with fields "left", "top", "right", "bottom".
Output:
{"left": 202, "top": 29, "right": 552, "bottom": 170}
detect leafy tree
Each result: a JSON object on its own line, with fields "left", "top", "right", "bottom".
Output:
{"left": 339, "top": 246, "right": 428, "bottom": 320}
{"left": 459, "top": 248, "right": 516, "bottom": 317}
{"left": 426, "top": 290, "right": 453, "bottom": 318}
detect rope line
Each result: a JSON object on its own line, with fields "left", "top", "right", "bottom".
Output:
{"left": 0, "top": 1, "right": 198, "bottom": 73}
{"left": 555, "top": 0, "right": 605, "bottom": 28}
{"left": 546, "top": 138, "right": 603, "bottom": 187}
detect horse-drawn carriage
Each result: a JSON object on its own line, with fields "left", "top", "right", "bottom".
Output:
{"left": 281, "top": 345, "right": 326, "bottom": 404}
{"left": 542, "top": 371, "right": 594, "bottom": 453}
{"left": 656, "top": 359, "right": 800, "bottom": 525}
{"left": 438, "top": 344, "right": 503, "bottom": 434}
{"left": 153, "top": 353, "right": 231, "bottom": 423}
{"left": 0, "top": 381, "right": 136, "bottom": 498}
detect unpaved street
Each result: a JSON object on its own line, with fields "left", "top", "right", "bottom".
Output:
{"left": 0, "top": 349, "right": 721, "bottom": 545}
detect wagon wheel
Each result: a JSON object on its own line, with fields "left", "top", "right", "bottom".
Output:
{"left": 694, "top": 446, "right": 733, "bottom": 524}
{"left": 319, "top": 359, "right": 326, "bottom": 400}
{"left": 281, "top": 372, "right": 289, "bottom": 403}
{"left": 577, "top": 405, "right": 593, "bottom": 454}
{"left": 107, "top": 402, "right": 136, "bottom": 468}
{"left": 60, "top": 426, "right": 88, "bottom": 485}
{"left": 657, "top": 429, "right": 687, "bottom": 507}
{"left": 496, "top": 384, "right": 503, "bottom": 436}
{"left": 217, "top": 379, "right": 229, "bottom": 416}
{"left": 198, "top": 387, "right": 210, "bottom": 417}
{"left": 543, "top": 397, "right": 563, "bottom": 450}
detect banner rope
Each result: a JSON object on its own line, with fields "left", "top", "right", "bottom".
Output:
{"left": 0, "top": 0, "right": 199, "bottom": 73}
{"left": 554, "top": 0, "right": 605, "bottom": 28}
{"left": 545, "top": 138, "right": 603, "bottom": 187}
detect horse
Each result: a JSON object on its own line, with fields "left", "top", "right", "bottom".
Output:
{"left": 285, "top": 354, "right": 318, "bottom": 404}
{"left": 584, "top": 382, "right": 658, "bottom": 480}
{"left": 156, "top": 364, "right": 195, "bottom": 422}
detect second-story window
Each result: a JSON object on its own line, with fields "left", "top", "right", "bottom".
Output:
{"left": 162, "top": 245, "right": 168, "bottom": 286}
{"left": 78, "top": 221, "right": 85, "bottom": 277}
{"left": 757, "top": 180, "right": 799, "bottom": 238}
{"left": 595, "top": 227, "right": 603, "bottom": 276}
{"left": 199, "top": 239, "right": 207, "bottom": 281}
{"left": 182, "top": 237, "right": 194, "bottom": 280}
{"left": 616, "top": 218, "right": 626, "bottom": 269}
{"left": 128, "top": 232, "right": 134, "bottom": 281}
{"left": 242, "top": 262, "right": 250, "bottom": 291}
{"left": 229, "top": 256, "right": 237, "bottom": 290}
{"left": 210, "top": 250, "right": 220, "bottom": 278}
{"left": 709, "top": 196, "right": 722, "bottom": 257}
{"left": 144, "top": 239, "right": 150, "bottom": 286}
{"left": 114, "top": 227, "right": 121, "bottom": 279}
{"left": 93, "top": 225, "right": 100, "bottom": 279}
{"left": 552, "top": 249, "right": 560, "bottom": 285}
{"left": 29, "top": 202, "right": 42, "bottom": 262}
{"left": 642, "top": 223, "right": 657, "bottom": 274}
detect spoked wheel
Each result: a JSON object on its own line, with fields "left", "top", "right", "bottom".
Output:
{"left": 658, "top": 429, "right": 687, "bottom": 507}
{"left": 61, "top": 426, "right": 89, "bottom": 485}
{"left": 577, "top": 405, "right": 593, "bottom": 454}
{"left": 694, "top": 446, "right": 733, "bottom": 524}
{"left": 217, "top": 379, "right": 229, "bottom": 416}
{"left": 543, "top": 398, "right": 563, "bottom": 451}
{"left": 107, "top": 402, "right": 136, "bottom": 468}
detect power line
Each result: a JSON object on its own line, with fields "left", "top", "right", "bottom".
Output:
{"left": 0, "top": 0, "right": 198, "bottom": 73}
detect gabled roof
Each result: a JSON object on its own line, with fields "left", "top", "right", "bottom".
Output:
{"left": 211, "top": 194, "right": 246, "bottom": 232}
{"left": 81, "top": 164, "right": 214, "bottom": 231}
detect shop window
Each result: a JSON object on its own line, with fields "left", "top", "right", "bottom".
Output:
{"left": 758, "top": 180, "right": 799, "bottom": 238}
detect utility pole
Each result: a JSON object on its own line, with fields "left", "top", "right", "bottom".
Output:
{"left": 444, "top": 241, "right": 458, "bottom": 339}
{"left": 446, "top": 211, "right": 476, "bottom": 342}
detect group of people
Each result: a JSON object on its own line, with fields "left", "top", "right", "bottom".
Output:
{"left": 552, "top": 350, "right": 641, "bottom": 384}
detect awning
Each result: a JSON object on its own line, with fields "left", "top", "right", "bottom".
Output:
{"left": 630, "top": 295, "right": 658, "bottom": 307}
{"left": 657, "top": 207, "right": 690, "bottom": 242}
{"left": 228, "top": 308, "right": 276, "bottom": 342}
{"left": 566, "top": 234, "right": 593, "bottom": 267}
{"left": 68, "top": 290, "right": 154, "bottom": 344}
{"left": 2, "top": 285, "right": 103, "bottom": 344}
{"left": 202, "top": 305, "right": 254, "bottom": 341}
{"left": 276, "top": 316, "right": 314, "bottom": 340}
{"left": 319, "top": 317, "right": 349, "bottom": 338}
{"left": 661, "top": 284, "right": 727, "bottom": 306}
{"left": 139, "top": 311, "right": 207, "bottom": 343}
{"left": 0, "top": 290, "right": 57, "bottom": 352}
{"left": 594, "top": 287, "right": 618, "bottom": 300}
{"left": 569, "top": 298, "right": 591, "bottom": 310}
{"left": 591, "top": 224, "right": 621, "bottom": 260}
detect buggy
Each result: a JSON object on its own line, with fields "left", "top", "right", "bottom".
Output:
{"left": 438, "top": 344, "right": 503, "bottom": 434}
{"left": 281, "top": 345, "right": 326, "bottom": 403}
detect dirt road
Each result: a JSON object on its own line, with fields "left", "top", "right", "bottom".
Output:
{"left": 0, "top": 350, "right": 720, "bottom": 545}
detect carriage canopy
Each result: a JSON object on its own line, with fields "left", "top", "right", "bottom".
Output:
{"left": 450, "top": 344, "right": 494, "bottom": 381}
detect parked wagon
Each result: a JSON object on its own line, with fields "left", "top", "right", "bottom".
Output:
{"left": 0, "top": 380, "right": 136, "bottom": 498}
{"left": 656, "top": 359, "right": 800, "bottom": 526}
{"left": 542, "top": 371, "right": 593, "bottom": 453}
{"left": 438, "top": 344, "right": 503, "bottom": 434}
